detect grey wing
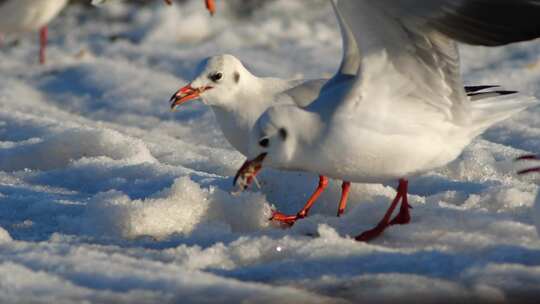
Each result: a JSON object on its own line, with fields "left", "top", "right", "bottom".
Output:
{"left": 332, "top": 0, "right": 360, "bottom": 77}
{"left": 319, "top": 0, "right": 361, "bottom": 93}
{"left": 331, "top": 0, "right": 540, "bottom": 122}
{"left": 279, "top": 2, "right": 359, "bottom": 109}
{"left": 282, "top": 79, "right": 328, "bottom": 108}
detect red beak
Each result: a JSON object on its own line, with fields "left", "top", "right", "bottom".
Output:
{"left": 169, "top": 84, "right": 211, "bottom": 110}
{"left": 233, "top": 153, "right": 267, "bottom": 190}
{"left": 515, "top": 154, "right": 540, "bottom": 175}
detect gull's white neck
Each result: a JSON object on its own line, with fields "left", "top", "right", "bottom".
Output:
{"left": 209, "top": 75, "right": 298, "bottom": 156}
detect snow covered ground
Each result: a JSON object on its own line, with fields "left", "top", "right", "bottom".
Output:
{"left": 1, "top": 1, "right": 540, "bottom": 303}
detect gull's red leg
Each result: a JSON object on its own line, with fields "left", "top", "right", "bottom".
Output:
{"left": 515, "top": 154, "right": 540, "bottom": 175}
{"left": 388, "top": 188, "right": 412, "bottom": 225}
{"left": 271, "top": 175, "right": 329, "bottom": 226}
{"left": 39, "top": 26, "right": 48, "bottom": 65}
{"left": 205, "top": 0, "right": 216, "bottom": 15}
{"left": 519, "top": 167, "right": 540, "bottom": 175}
{"left": 337, "top": 181, "right": 351, "bottom": 216}
{"left": 355, "top": 179, "right": 408, "bottom": 242}
{"left": 516, "top": 154, "right": 539, "bottom": 161}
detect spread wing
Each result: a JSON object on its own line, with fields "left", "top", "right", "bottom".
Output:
{"left": 325, "top": 0, "right": 540, "bottom": 123}
{"left": 332, "top": 0, "right": 360, "bottom": 77}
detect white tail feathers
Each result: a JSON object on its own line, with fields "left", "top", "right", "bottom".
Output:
{"left": 469, "top": 92, "right": 538, "bottom": 138}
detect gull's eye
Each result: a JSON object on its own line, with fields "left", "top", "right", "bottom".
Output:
{"left": 259, "top": 138, "right": 270, "bottom": 148}
{"left": 209, "top": 72, "right": 223, "bottom": 82}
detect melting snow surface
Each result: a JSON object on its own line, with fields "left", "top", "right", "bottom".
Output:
{"left": 1, "top": 1, "right": 540, "bottom": 303}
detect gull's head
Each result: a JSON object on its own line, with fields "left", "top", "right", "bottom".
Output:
{"left": 170, "top": 54, "right": 249, "bottom": 109}
{"left": 234, "top": 106, "right": 304, "bottom": 190}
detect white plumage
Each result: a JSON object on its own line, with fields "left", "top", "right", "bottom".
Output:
{"left": 170, "top": 0, "right": 360, "bottom": 224}
{"left": 237, "top": 0, "right": 540, "bottom": 241}
{"left": 0, "top": 0, "right": 69, "bottom": 64}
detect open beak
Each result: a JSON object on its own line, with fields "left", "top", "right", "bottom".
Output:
{"left": 233, "top": 153, "right": 267, "bottom": 191}
{"left": 515, "top": 154, "right": 540, "bottom": 175}
{"left": 205, "top": 0, "right": 216, "bottom": 15}
{"left": 170, "top": 84, "right": 212, "bottom": 110}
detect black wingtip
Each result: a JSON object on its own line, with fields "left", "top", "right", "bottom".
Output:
{"left": 467, "top": 90, "right": 519, "bottom": 98}
{"left": 464, "top": 85, "right": 500, "bottom": 93}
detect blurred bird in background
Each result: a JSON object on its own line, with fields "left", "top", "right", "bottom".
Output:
{"left": 0, "top": 0, "right": 69, "bottom": 64}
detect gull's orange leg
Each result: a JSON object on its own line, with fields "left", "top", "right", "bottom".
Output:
{"left": 271, "top": 175, "right": 329, "bottom": 226}
{"left": 355, "top": 179, "right": 409, "bottom": 242}
{"left": 337, "top": 181, "right": 351, "bottom": 216}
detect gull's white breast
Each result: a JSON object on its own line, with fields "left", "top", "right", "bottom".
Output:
{"left": 0, "top": 0, "right": 68, "bottom": 33}
{"left": 301, "top": 101, "right": 471, "bottom": 183}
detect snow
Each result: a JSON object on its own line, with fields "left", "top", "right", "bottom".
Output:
{"left": 1, "top": 0, "right": 540, "bottom": 303}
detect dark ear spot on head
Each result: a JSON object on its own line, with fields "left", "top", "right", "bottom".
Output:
{"left": 234, "top": 72, "right": 240, "bottom": 83}
{"left": 279, "top": 128, "right": 288, "bottom": 140}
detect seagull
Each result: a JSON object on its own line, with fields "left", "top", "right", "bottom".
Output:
{"left": 170, "top": 0, "right": 360, "bottom": 225}
{"left": 235, "top": 0, "right": 540, "bottom": 241}
{"left": 0, "top": 0, "right": 69, "bottom": 64}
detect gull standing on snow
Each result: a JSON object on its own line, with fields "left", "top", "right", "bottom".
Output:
{"left": 0, "top": 0, "right": 69, "bottom": 64}
{"left": 170, "top": 0, "right": 360, "bottom": 225}
{"left": 235, "top": 0, "right": 540, "bottom": 241}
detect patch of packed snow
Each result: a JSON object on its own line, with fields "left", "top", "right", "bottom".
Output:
{"left": 1, "top": 0, "right": 540, "bottom": 303}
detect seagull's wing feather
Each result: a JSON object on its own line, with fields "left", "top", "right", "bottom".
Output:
{"left": 283, "top": 79, "right": 328, "bottom": 107}
{"left": 324, "top": 0, "right": 540, "bottom": 123}
{"left": 376, "top": 0, "right": 540, "bottom": 46}
{"left": 317, "top": 0, "right": 360, "bottom": 93}
{"left": 332, "top": 0, "right": 360, "bottom": 77}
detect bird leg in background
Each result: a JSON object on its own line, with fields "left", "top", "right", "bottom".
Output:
{"left": 39, "top": 26, "right": 48, "bottom": 65}
{"left": 355, "top": 179, "right": 409, "bottom": 242}
{"left": 205, "top": 0, "right": 216, "bottom": 15}
{"left": 163, "top": 0, "right": 214, "bottom": 16}
{"left": 337, "top": 181, "right": 351, "bottom": 217}
{"left": 516, "top": 155, "right": 540, "bottom": 174}
{"left": 271, "top": 175, "right": 329, "bottom": 226}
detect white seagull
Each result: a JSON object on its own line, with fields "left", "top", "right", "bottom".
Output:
{"left": 0, "top": 0, "right": 69, "bottom": 64}
{"left": 170, "top": 0, "right": 360, "bottom": 225}
{"left": 235, "top": 0, "right": 540, "bottom": 241}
